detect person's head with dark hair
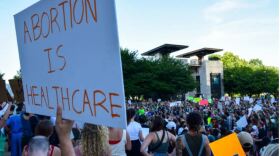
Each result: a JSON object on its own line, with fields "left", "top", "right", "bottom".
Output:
{"left": 126, "top": 108, "right": 136, "bottom": 124}
{"left": 10, "top": 104, "right": 15, "bottom": 112}
{"left": 16, "top": 107, "right": 22, "bottom": 114}
{"left": 186, "top": 112, "right": 202, "bottom": 132}
{"left": 24, "top": 112, "right": 30, "bottom": 116}
{"left": 151, "top": 116, "right": 164, "bottom": 132}
{"left": 220, "top": 127, "right": 229, "bottom": 137}
{"left": 211, "top": 128, "right": 220, "bottom": 138}
{"left": 138, "top": 115, "right": 147, "bottom": 125}
{"left": 207, "top": 111, "right": 211, "bottom": 117}
{"left": 225, "top": 112, "right": 229, "bottom": 117}
{"left": 35, "top": 120, "right": 53, "bottom": 137}
{"left": 37, "top": 115, "right": 51, "bottom": 120}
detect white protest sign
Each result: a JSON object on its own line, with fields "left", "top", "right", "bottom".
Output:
{"left": 248, "top": 108, "right": 253, "bottom": 117}
{"left": 142, "top": 128, "right": 149, "bottom": 139}
{"left": 14, "top": 0, "right": 126, "bottom": 128}
{"left": 218, "top": 102, "right": 223, "bottom": 112}
{"left": 271, "top": 97, "right": 275, "bottom": 104}
{"left": 235, "top": 97, "right": 240, "bottom": 105}
{"left": 220, "top": 96, "right": 225, "bottom": 102}
{"left": 128, "top": 100, "right": 132, "bottom": 105}
{"left": 236, "top": 116, "right": 248, "bottom": 128}
{"left": 249, "top": 98, "right": 254, "bottom": 104}
{"left": 257, "top": 100, "right": 262, "bottom": 105}
{"left": 244, "top": 96, "right": 250, "bottom": 101}
{"left": 0, "top": 103, "right": 10, "bottom": 117}
{"left": 253, "top": 105, "right": 262, "bottom": 112}
{"left": 170, "top": 101, "right": 182, "bottom": 107}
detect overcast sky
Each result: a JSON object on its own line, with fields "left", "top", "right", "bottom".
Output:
{"left": 0, "top": 0, "right": 278, "bottom": 80}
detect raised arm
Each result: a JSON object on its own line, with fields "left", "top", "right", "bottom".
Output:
{"left": 0, "top": 102, "right": 12, "bottom": 128}
{"left": 55, "top": 105, "right": 75, "bottom": 156}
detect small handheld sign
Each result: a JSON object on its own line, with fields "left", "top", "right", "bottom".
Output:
{"left": 210, "top": 133, "right": 246, "bottom": 156}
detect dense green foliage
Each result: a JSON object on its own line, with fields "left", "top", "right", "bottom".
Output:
{"left": 13, "top": 70, "right": 22, "bottom": 80}
{"left": 210, "top": 52, "right": 279, "bottom": 96}
{"left": 121, "top": 48, "right": 196, "bottom": 100}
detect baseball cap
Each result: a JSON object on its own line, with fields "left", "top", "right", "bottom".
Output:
{"left": 166, "top": 121, "right": 176, "bottom": 130}
{"left": 238, "top": 132, "right": 253, "bottom": 152}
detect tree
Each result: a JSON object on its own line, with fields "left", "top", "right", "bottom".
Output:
{"left": 210, "top": 52, "right": 279, "bottom": 96}
{"left": 121, "top": 48, "right": 196, "bottom": 100}
{"left": 249, "top": 59, "right": 263, "bottom": 66}
{"left": 151, "top": 56, "right": 196, "bottom": 100}
{"left": 13, "top": 70, "right": 22, "bottom": 80}
{"left": 208, "top": 54, "right": 221, "bottom": 61}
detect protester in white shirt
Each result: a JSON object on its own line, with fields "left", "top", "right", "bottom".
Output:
{"left": 126, "top": 108, "right": 144, "bottom": 156}
{"left": 109, "top": 128, "right": 131, "bottom": 156}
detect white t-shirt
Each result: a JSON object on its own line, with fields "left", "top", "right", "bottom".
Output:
{"left": 111, "top": 130, "right": 127, "bottom": 156}
{"left": 127, "top": 121, "right": 142, "bottom": 141}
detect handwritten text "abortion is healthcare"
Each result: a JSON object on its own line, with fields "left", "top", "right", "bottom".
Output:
{"left": 20, "top": 0, "right": 123, "bottom": 119}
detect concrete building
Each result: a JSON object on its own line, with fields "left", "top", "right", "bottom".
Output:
{"left": 177, "top": 48, "right": 224, "bottom": 98}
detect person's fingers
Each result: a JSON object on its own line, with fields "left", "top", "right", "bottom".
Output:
{"left": 56, "top": 105, "right": 62, "bottom": 125}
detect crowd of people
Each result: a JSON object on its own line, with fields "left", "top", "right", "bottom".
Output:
{"left": 0, "top": 96, "right": 278, "bottom": 156}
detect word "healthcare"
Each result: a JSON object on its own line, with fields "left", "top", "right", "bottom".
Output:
{"left": 25, "top": 84, "right": 122, "bottom": 118}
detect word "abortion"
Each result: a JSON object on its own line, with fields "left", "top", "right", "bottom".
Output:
{"left": 23, "top": 0, "right": 97, "bottom": 44}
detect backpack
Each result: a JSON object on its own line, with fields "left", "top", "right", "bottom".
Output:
{"left": 180, "top": 134, "right": 207, "bottom": 156}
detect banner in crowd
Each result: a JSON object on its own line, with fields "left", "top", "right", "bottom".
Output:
{"left": 199, "top": 99, "right": 208, "bottom": 106}
{"left": 210, "top": 133, "right": 245, "bottom": 156}
{"left": 218, "top": 102, "right": 223, "bottom": 112}
{"left": 236, "top": 116, "right": 248, "bottom": 128}
{"left": 193, "top": 97, "right": 201, "bottom": 103}
{"left": 253, "top": 104, "right": 262, "bottom": 112}
{"left": 187, "top": 96, "right": 194, "bottom": 101}
{"left": 14, "top": 0, "right": 126, "bottom": 128}
{"left": 235, "top": 97, "right": 240, "bottom": 105}
{"left": 170, "top": 101, "right": 182, "bottom": 107}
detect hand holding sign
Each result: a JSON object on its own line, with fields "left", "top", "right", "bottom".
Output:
{"left": 55, "top": 105, "right": 75, "bottom": 156}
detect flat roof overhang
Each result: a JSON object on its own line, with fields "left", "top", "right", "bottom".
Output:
{"left": 142, "top": 44, "right": 188, "bottom": 56}
{"left": 176, "top": 48, "right": 223, "bottom": 58}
